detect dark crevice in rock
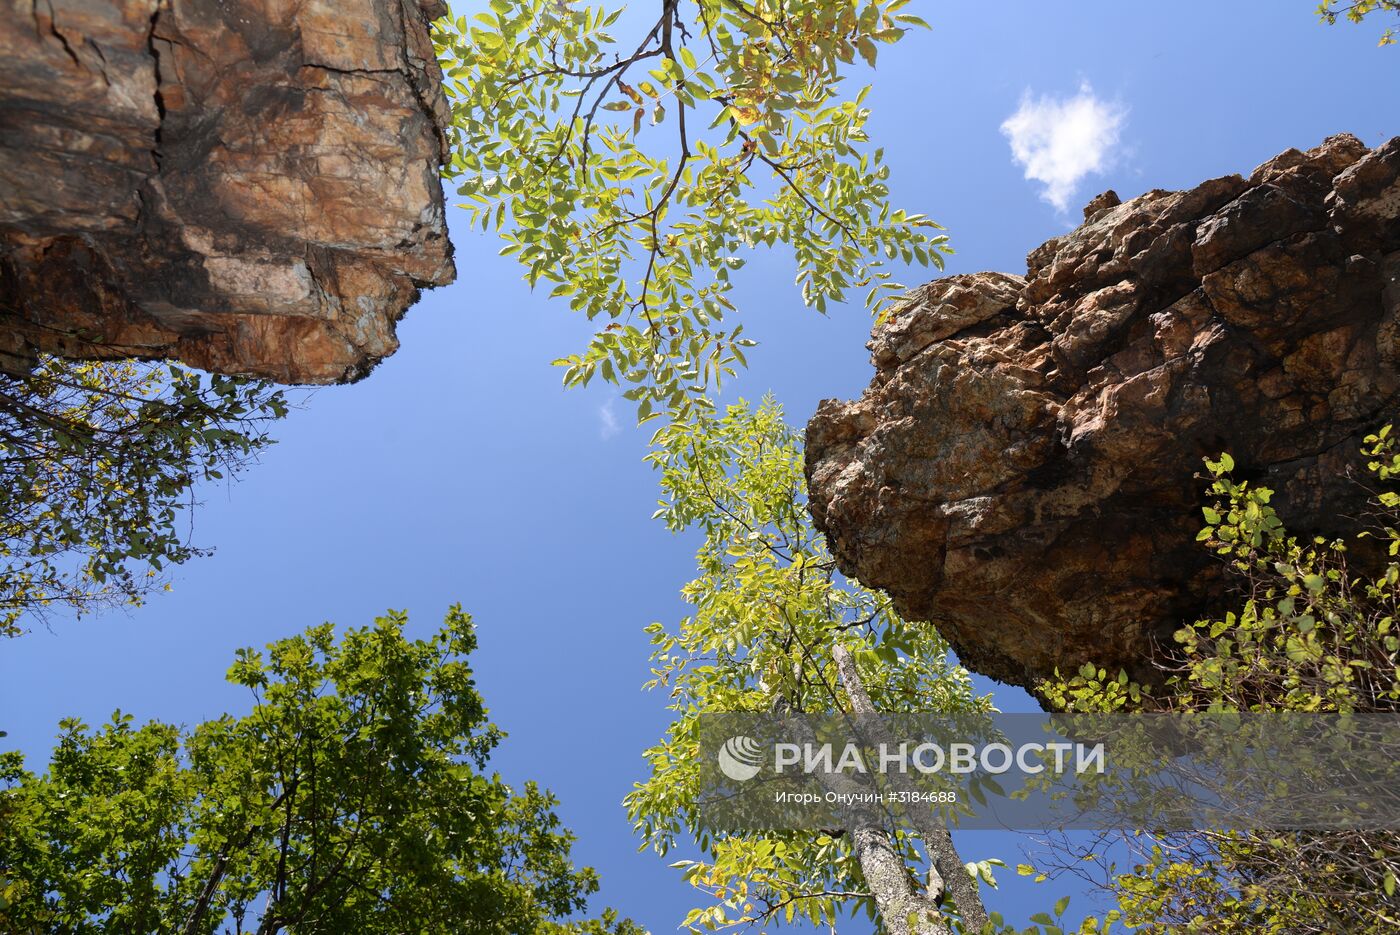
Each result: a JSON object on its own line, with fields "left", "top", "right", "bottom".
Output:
{"left": 146, "top": 5, "right": 165, "bottom": 167}
{"left": 44, "top": 1, "right": 81, "bottom": 68}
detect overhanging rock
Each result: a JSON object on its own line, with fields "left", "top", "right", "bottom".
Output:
{"left": 0, "top": 0, "right": 456, "bottom": 383}
{"left": 806, "top": 134, "right": 1400, "bottom": 691}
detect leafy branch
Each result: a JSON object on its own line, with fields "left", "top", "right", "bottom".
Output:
{"left": 434, "top": 0, "right": 949, "bottom": 424}
{"left": 1317, "top": 0, "right": 1400, "bottom": 44}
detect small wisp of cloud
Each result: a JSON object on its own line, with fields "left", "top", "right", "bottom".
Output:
{"left": 1001, "top": 82, "right": 1126, "bottom": 215}
{"left": 597, "top": 398, "right": 621, "bottom": 440}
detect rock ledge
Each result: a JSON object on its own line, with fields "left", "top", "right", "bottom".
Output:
{"left": 0, "top": 0, "right": 456, "bottom": 383}
{"left": 806, "top": 134, "right": 1400, "bottom": 689}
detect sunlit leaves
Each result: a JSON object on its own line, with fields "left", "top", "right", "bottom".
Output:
{"left": 0, "top": 607, "right": 641, "bottom": 934}
{"left": 1038, "top": 431, "right": 1400, "bottom": 935}
{"left": 1316, "top": 0, "right": 1400, "bottom": 45}
{"left": 625, "top": 398, "right": 989, "bottom": 931}
{"left": 434, "top": 0, "right": 950, "bottom": 424}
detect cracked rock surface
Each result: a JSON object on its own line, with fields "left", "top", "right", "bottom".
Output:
{"left": 806, "top": 133, "right": 1400, "bottom": 691}
{"left": 0, "top": 0, "right": 455, "bottom": 383}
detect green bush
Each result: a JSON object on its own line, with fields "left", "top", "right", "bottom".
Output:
{"left": 1036, "top": 430, "right": 1400, "bottom": 934}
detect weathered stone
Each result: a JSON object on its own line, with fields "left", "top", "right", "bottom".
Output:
{"left": 806, "top": 134, "right": 1400, "bottom": 692}
{"left": 1081, "top": 189, "right": 1120, "bottom": 223}
{"left": 0, "top": 0, "right": 455, "bottom": 384}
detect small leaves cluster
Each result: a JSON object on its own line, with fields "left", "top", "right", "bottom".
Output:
{"left": 1102, "top": 827, "right": 1399, "bottom": 935}
{"left": 1035, "top": 433, "right": 1400, "bottom": 933}
{"left": 1171, "top": 444, "right": 1399, "bottom": 714}
{"left": 434, "top": 0, "right": 949, "bottom": 423}
{"left": 0, "top": 606, "right": 639, "bottom": 934}
{"left": 957, "top": 888, "right": 1123, "bottom": 935}
{"left": 1043, "top": 443, "right": 1400, "bottom": 715}
{"left": 625, "top": 398, "right": 990, "bottom": 932}
{"left": 0, "top": 358, "right": 287, "bottom": 636}
{"left": 1317, "top": 1, "right": 1400, "bottom": 45}
{"left": 1037, "top": 665, "right": 1142, "bottom": 714}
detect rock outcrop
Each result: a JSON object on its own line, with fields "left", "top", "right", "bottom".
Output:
{"left": 806, "top": 134, "right": 1400, "bottom": 691}
{"left": 0, "top": 0, "right": 455, "bottom": 384}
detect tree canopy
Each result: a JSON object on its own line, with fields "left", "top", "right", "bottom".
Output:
{"left": 627, "top": 399, "right": 1011, "bottom": 934}
{"left": 0, "top": 606, "right": 638, "bottom": 935}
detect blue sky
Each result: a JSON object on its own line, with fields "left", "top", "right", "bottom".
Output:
{"left": 2, "top": 3, "right": 1396, "bottom": 931}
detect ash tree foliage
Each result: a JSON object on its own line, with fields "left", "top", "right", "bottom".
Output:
{"left": 431, "top": 5, "right": 1131, "bottom": 930}
{"left": 1317, "top": 1, "right": 1400, "bottom": 45}
{"left": 0, "top": 606, "right": 640, "bottom": 935}
{"left": 1033, "top": 432, "right": 1400, "bottom": 934}
{"left": 0, "top": 358, "right": 286, "bottom": 637}
{"left": 434, "top": 0, "right": 949, "bottom": 423}
{"left": 625, "top": 399, "right": 1115, "bottom": 935}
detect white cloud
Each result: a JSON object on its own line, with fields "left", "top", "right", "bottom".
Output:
{"left": 598, "top": 398, "right": 621, "bottom": 440}
{"left": 1000, "top": 82, "right": 1125, "bottom": 214}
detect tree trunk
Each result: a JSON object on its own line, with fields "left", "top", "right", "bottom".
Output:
{"left": 781, "top": 703, "right": 949, "bottom": 935}
{"left": 831, "top": 643, "right": 991, "bottom": 932}
{"left": 852, "top": 825, "right": 951, "bottom": 935}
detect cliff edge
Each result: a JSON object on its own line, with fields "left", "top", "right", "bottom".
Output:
{"left": 0, "top": 0, "right": 456, "bottom": 383}
{"left": 807, "top": 134, "right": 1400, "bottom": 690}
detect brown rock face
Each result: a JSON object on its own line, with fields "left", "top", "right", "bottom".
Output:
{"left": 806, "top": 134, "right": 1400, "bottom": 691}
{"left": 0, "top": 0, "right": 455, "bottom": 384}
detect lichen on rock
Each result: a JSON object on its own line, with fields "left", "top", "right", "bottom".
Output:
{"left": 806, "top": 133, "right": 1400, "bottom": 691}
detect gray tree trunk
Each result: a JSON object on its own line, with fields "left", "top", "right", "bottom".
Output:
{"left": 831, "top": 643, "right": 991, "bottom": 932}
{"left": 778, "top": 695, "right": 948, "bottom": 935}
{"left": 851, "top": 825, "right": 950, "bottom": 935}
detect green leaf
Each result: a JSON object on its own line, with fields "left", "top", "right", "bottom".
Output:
{"left": 857, "top": 35, "right": 878, "bottom": 67}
